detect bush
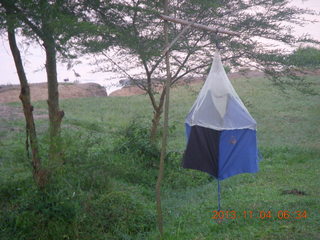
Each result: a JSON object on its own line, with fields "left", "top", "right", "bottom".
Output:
{"left": 0, "top": 189, "right": 76, "bottom": 240}
{"left": 59, "top": 130, "right": 111, "bottom": 165}
{"left": 288, "top": 47, "right": 320, "bottom": 68}
{"left": 91, "top": 191, "right": 155, "bottom": 239}
{"left": 114, "top": 120, "right": 160, "bottom": 168}
{"left": 39, "top": 129, "right": 112, "bottom": 194}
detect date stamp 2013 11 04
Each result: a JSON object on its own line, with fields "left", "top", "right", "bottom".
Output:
{"left": 211, "top": 210, "right": 307, "bottom": 220}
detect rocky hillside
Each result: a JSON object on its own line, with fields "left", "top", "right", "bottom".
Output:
{"left": 0, "top": 82, "right": 107, "bottom": 103}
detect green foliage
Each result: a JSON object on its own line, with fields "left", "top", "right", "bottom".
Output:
{"left": 110, "top": 120, "right": 209, "bottom": 190}
{"left": 288, "top": 47, "right": 320, "bottom": 68}
{"left": 0, "top": 0, "right": 99, "bottom": 56}
{"left": 91, "top": 191, "right": 155, "bottom": 239}
{"left": 114, "top": 120, "right": 160, "bottom": 168}
{"left": 0, "top": 128, "right": 158, "bottom": 240}
{"left": 163, "top": 151, "right": 209, "bottom": 189}
{"left": 224, "top": 65, "right": 231, "bottom": 74}
{"left": 0, "top": 187, "right": 76, "bottom": 240}
{"left": 86, "top": 0, "right": 320, "bottom": 93}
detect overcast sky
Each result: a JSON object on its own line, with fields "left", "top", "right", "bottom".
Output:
{"left": 1, "top": 0, "right": 319, "bottom": 93}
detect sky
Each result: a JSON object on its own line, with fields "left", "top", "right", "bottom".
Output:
{"left": 0, "top": 0, "right": 319, "bottom": 94}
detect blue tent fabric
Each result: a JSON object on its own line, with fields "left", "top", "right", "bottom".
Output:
{"left": 218, "top": 129, "right": 258, "bottom": 180}
{"left": 185, "top": 123, "right": 192, "bottom": 140}
{"left": 183, "top": 51, "right": 259, "bottom": 180}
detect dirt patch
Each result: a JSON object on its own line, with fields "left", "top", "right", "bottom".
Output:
{"left": 281, "top": 189, "right": 307, "bottom": 196}
{"left": 0, "top": 104, "right": 47, "bottom": 121}
{"left": 0, "top": 104, "right": 48, "bottom": 140}
{"left": 0, "top": 82, "right": 108, "bottom": 104}
{"left": 109, "top": 86, "right": 146, "bottom": 97}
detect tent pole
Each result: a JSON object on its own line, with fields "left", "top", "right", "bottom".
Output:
{"left": 218, "top": 179, "right": 221, "bottom": 211}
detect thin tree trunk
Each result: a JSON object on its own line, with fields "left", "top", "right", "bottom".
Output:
{"left": 150, "top": 108, "right": 162, "bottom": 142}
{"left": 156, "top": 0, "right": 171, "bottom": 237}
{"left": 7, "top": 19, "right": 44, "bottom": 187}
{"left": 39, "top": 0, "right": 64, "bottom": 162}
{"left": 44, "top": 39, "right": 64, "bottom": 162}
{"left": 150, "top": 88, "right": 167, "bottom": 142}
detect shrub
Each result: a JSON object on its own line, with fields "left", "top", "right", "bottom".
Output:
{"left": 0, "top": 189, "right": 76, "bottom": 240}
{"left": 288, "top": 47, "right": 320, "bottom": 68}
{"left": 91, "top": 191, "right": 155, "bottom": 239}
{"left": 114, "top": 120, "right": 160, "bottom": 168}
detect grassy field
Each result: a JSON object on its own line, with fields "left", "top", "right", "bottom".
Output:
{"left": 0, "top": 76, "right": 319, "bottom": 240}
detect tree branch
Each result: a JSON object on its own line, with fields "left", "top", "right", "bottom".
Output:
{"left": 171, "top": 63, "right": 210, "bottom": 85}
{"left": 171, "top": 33, "right": 206, "bottom": 80}
{"left": 160, "top": 14, "right": 241, "bottom": 36}
{"left": 1, "top": 0, "right": 45, "bottom": 40}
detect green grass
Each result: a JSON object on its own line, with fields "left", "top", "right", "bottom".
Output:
{"left": 0, "top": 76, "right": 319, "bottom": 240}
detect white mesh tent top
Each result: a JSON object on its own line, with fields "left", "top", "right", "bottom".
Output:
{"left": 185, "top": 51, "right": 256, "bottom": 131}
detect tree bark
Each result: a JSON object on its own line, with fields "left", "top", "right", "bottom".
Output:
{"left": 150, "top": 108, "right": 162, "bottom": 142}
{"left": 156, "top": 0, "right": 172, "bottom": 237}
{"left": 43, "top": 38, "right": 64, "bottom": 162}
{"left": 150, "top": 87, "right": 166, "bottom": 142}
{"left": 7, "top": 18, "right": 45, "bottom": 188}
{"left": 38, "top": 0, "right": 63, "bottom": 162}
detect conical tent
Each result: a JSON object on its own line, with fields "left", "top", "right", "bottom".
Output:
{"left": 183, "top": 51, "right": 259, "bottom": 180}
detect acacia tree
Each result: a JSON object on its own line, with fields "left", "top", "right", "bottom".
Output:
{"left": 86, "top": 0, "right": 319, "bottom": 140}
{"left": 1, "top": 0, "right": 62, "bottom": 163}
{"left": 0, "top": 0, "right": 98, "bottom": 161}
{"left": 85, "top": 0, "right": 216, "bottom": 141}
{"left": 155, "top": 1, "right": 171, "bottom": 237}
{"left": 0, "top": 0, "right": 99, "bottom": 187}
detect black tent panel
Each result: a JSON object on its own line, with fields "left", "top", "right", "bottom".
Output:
{"left": 182, "top": 125, "right": 220, "bottom": 178}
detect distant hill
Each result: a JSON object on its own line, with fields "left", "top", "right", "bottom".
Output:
{"left": 0, "top": 82, "right": 107, "bottom": 103}
{"left": 110, "top": 69, "right": 320, "bottom": 96}
{"left": 1, "top": 70, "right": 319, "bottom": 102}
{"left": 110, "top": 71, "right": 267, "bottom": 97}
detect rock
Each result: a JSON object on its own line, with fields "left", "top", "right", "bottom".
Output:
{"left": 0, "top": 82, "right": 107, "bottom": 103}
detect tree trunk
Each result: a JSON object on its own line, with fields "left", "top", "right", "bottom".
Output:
{"left": 156, "top": 0, "right": 172, "bottom": 237}
{"left": 43, "top": 39, "right": 64, "bottom": 162}
{"left": 7, "top": 19, "right": 45, "bottom": 188}
{"left": 150, "top": 88, "right": 167, "bottom": 142}
{"left": 150, "top": 107, "right": 162, "bottom": 142}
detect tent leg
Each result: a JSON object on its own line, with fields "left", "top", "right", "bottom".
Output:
{"left": 218, "top": 179, "right": 221, "bottom": 211}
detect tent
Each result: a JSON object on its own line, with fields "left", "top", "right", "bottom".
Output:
{"left": 182, "top": 51, "right": 259, "bottom": 209}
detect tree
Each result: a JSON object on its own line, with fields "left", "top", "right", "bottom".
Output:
{"left": 155, "top": 1, "right": 171, "bottom": 237}
{"left": 2, "top": 6, "right": 45, "bottom": 188}
{"left": 86, "top": 0, "right": 319, "bottom": 140}
{"left": 0, "top": 0, "right": 98, "bottom": 187}
{"left": 0, "top": 0, "right": 61, "bottom": 162}
{"left": 0, "top": 0, "right": 98, "bottom": 162}
{"left": 85, "top": 0, "right": 215, "bottom": 141}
